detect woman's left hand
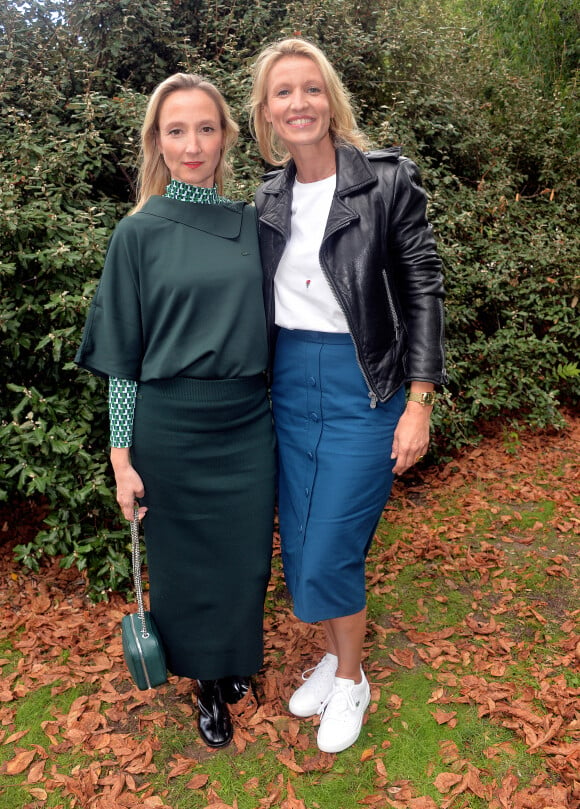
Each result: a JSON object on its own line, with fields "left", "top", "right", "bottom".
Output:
{"left": 391, "top": 403, "right": 432, "bottom": 475}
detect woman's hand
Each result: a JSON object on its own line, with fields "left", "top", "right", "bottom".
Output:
{"left": 110, "top": 447, "right": 148, "bottom": 521}
{"left": 391, "top": 401, "right": 432, "bottom": 475}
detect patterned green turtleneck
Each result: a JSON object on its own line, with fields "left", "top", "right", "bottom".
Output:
{"left": 108, "top": 181, "right": 227, "bottom": 448}
{"left": 164, "top": 179, "right": 224, "bottom": 204}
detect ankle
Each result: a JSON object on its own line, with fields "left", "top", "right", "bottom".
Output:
{"left": 335, "top": 673, "right": 362, "bottom": 684}
{"left": 335, "top": 666, "right": 364, "bottom": 684}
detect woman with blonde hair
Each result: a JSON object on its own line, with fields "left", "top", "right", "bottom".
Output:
{"left": 250, "top": 39, "right": 446, "bottom": 753}
{"left": 134, "top": 73, "right": 239, "bottom": 209}
{"left": 77, "top": 73, "right": 275, "bottom": 749}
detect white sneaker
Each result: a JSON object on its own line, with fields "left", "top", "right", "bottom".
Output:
{"left": 288, "top": 653, "right": 338, "bottom": 717}
{"left": 316, "top": 672, "right": 371, "bottom": 753}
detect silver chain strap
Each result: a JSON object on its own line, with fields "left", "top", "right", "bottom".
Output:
{"left": 130, "top": 507, "right": 150, "bottom": 639}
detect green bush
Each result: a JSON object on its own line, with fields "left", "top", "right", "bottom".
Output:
{"left": 375, "top": 3, "right": 579, "bottom": 449}
{"left": 0, "top": 0, "right": 577, "bottom": 596}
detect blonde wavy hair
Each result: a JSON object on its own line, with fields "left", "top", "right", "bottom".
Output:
{"left": 249, "top": 38, "right": 368, "bottom": 166}
{"left": 132, "top": 73, "right": 239, "bottom": 213}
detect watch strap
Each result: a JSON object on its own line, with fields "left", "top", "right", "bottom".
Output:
{"left": 408, "top": 390, "right": 436, "bottom": 406}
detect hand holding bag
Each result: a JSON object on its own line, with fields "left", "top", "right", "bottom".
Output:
{"left": 121, "top": 509, "right": 167, "bottom": 690}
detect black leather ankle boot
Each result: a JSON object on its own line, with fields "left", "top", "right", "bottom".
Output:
{"left": 196, "top": 679, "right": 233, "bottom": 748}
{"left": 218, "top": 675, "right": 251, "bottom": 705}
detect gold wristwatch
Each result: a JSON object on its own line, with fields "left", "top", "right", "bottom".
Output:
{"left": 407, "top": 391, "right": 436, "bottom": 406}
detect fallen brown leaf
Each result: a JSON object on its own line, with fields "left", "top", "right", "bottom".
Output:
{"left": 186, "top": 773, "right": 209, "bottom": 789}
{"left": 3, "top": 748, "right": 36, "bottom": 775}
{"left": 434, "top": 772, "right": 463, "bottom": 793}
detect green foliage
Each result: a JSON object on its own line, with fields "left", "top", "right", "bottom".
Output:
{"left": 0, "top": 0, "right": 577, "bottom": 595}
{"left": 459, "top": 0, "right": 580, "bottom": 89}
{"left": 557, "top": 362, "right": 580, "bottom": 380}
{"left": 375, "top": 1, "right": 579, "bottom": 450}
{"left": 0, "top": 3, "right": 137, "bottom": 596}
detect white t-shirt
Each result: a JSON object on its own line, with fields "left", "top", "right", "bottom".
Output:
{"left": 274, "top": 174, "right": 349, "bottom": 333}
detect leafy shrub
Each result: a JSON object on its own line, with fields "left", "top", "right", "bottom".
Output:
{"left": 375, "top": 2, "right": 579, "bottom": 450}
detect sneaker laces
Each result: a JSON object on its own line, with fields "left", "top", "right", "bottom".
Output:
{"left": 318, "top": 680, "right": 358, "bottom": 718}
{"left": 301, "top": 654, "right": 335, "bottom": 683}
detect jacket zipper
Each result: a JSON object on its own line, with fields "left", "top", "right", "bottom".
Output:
{"left": 436, "top": 297, "right": 448, "bottom": 383}
{"left": 318, "top": 240, "right": 380, "bottom": 409}
{"left": 382, "top": 269, "right": 400, "bottom": 341}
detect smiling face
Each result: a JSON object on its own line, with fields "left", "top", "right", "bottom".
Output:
{"left": 157, "top": 88, "right": 225, "bottom": 188}
{"left": 262, "top": 55, "right": 334, "bottom": 158}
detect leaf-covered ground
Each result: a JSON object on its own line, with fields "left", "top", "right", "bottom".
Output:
{"left": 1, "top": 413, "right": 579, "bottom": 809}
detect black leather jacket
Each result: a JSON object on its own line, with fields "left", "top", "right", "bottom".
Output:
{"left": 255, "top": 144, "right": 447, "bottom": 404}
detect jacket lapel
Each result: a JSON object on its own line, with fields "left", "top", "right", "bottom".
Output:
{"left": 322, "top": 147, "right": 377, "bottom": 240}
{"left": 258, "top": 146, "right": 384, "bottom": 242}
{"left": 258, "top": 163, "right": 296, "bottom": 239}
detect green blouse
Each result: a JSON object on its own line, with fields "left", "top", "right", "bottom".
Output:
{"left": 76, "top": 195, "right": 267, "bottom": 380}
{"left": 76, "top": 184, "right": 267, "bottom": 446}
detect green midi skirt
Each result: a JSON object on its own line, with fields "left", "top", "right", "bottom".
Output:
{"left": 131, "top": 375, "right": 275, "bottom": 680}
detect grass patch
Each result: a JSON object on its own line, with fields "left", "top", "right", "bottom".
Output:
{"left": 0, "top": 641, "right": 22, "bottom": 678}
{"left": 382, "top": 669, "right": 540, "bottom": 801}
{"left": 0, "top": 682, "right": 95, "bottom": 809}
{"left": 151, "top": 731, "right": 386, "bottom": 809}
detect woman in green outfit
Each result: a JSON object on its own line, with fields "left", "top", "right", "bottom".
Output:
{"left": 76, "top": 74, "right": 276, "bottom": 749}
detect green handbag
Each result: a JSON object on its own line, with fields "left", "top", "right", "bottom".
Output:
{"left": 121, "top": 510, "right": 167, "bottom": 690}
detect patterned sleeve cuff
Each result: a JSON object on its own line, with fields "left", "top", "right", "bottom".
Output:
{"left": 108, "top": 377, "right": 137, "bottom": 447}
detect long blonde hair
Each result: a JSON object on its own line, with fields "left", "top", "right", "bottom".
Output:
{"left": 132, "top": 73, "right": 239, "bottom": 213}
{"left": 249, "top": 38, "right": 368, "bottom": 166}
